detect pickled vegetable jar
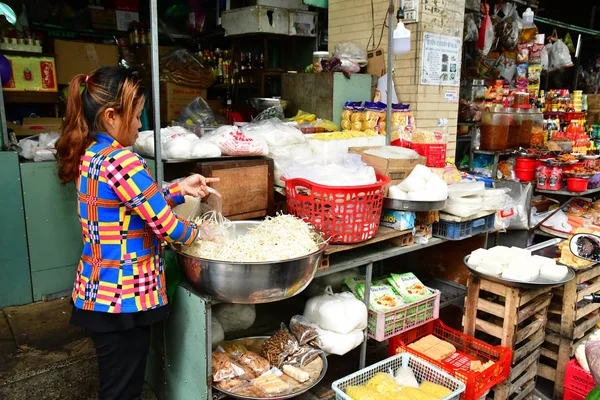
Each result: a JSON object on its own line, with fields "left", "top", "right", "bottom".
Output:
{"left": 519, "top": 109, "right": 543, "bottom": 148}
{"left": 480, "top": 107, "right": 511, "bottom": 151}
{"left": 507, "top": 108, "right": 522, "bottom": 150}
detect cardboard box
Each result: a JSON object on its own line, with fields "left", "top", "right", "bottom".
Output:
{"left": 366, "top": 48, "right": 386, "bottom": 78}
{"left": 160, "top": 82, "right": 208, "bottom": 123}
{"left": 116, "top": 10, "right": 139, "bottom": 31}
{"left": 54, "top": 40, "right": 119, "bottom": 85}
{"left": 89, "top": 7, "right": 117, "bottom": 30}
{"left": 3, "top": 55, "right": 57, "bottom": 92}
{"left": 381, "top": 209, "right": 416, "bottom": 231}
{"left": 349, "top": 146, "right": 426, "bottom": 187}
{"left": 9, "top": 118, "right": 63, "bottom": 137}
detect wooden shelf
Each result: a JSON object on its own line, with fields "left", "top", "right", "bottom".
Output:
{"left": 535, "top": 186, "right": 600, "bottom": 197}
{"left": 3, "top": 91, "right": 60, "bottom": 104}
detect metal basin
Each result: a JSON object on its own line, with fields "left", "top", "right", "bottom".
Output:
{"left": 175, "top": 221, "right": 326, "bottom": 304}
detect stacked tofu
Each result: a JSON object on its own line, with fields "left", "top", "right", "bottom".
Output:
{"left": 408, "top": 335, "right": 457, "bottom": 361}
{"left": 468, "top": 246, "right": 569, "bottom": 283}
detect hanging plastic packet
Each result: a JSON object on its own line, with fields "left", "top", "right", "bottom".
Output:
{"left": 364, "top": 101, "right": 387, "bottom": 135}
{"left": 477, "top": 3, "right": 495, "bottom": 56}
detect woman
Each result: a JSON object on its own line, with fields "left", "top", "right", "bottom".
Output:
{"left": 56, "top": 66, "right": 216, "bottom": 399}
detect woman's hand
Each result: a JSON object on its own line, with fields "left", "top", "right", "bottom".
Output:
{"left": 180, "top": 174, "right": 220, "bottom": 198}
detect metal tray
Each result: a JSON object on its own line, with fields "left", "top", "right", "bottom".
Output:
{"left": 463, "top": 253, "right": 575, "bottom": 289}
{"left": 213, "top": 336, "right": 328, "bottom": 400}
{"left": 383, "top": 198, "right": 446, "bottom": 212}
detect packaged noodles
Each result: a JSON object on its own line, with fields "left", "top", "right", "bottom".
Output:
{"left": 387, "top": 273, "right": 432, "bottom": 303}
{"left": 345, "top": 277, "right": 404, "bottom": 311}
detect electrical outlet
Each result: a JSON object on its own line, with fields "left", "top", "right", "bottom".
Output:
{"left": 404, "top": 8, "right": 418, "bottom": 23}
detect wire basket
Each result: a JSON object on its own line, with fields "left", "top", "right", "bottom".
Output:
{"left": 285, "top": 174, "right": 390, "bottom": 244}
{"left": 388, "top": 320, "right": 512, "bottom": 400}
{"left": 332, "top": 353, "right": 466, "bottom": 400}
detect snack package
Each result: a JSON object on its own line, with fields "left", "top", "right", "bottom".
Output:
{"left": 517, "top": 43, "right": 529, "bottom": 63}
{"left": 287, "top": 345, "right": 323, "bottom": 367}
{"left": 387, "top": 273, "right": 432, "bottom": 303}
{"left": 235, "top": 351, "right": 271, "bottom": 376}
{"left": 527, "top": 65, "right": 542, "bottom": 96}
{"left": 363, "top": 102, "right": 387, "bottom": 134}
{"left": 262, "top": 324, "right": 301, "bottom": 368}
{"left": 212, "top": 351, "right": 248, "bottom": 382}
{"left": 345, "top": 277, "right": 404, "bottom": 311}
{"left": 253, "top": 368, "right": 291, "bottom": 395}
{"left": 215, "top": 378, "right": 248, "bottom": 392}
{"left": 228, "top": 383, "right": 266, "bottom": 397}
{"left": 515, "top": 63, "right": 528, "bottom": 92}
{"left": 290, "top": 315, "right": 319, "bottom": 346}
{"left": 219, "top": 342, "right": 248, "bottom": 357}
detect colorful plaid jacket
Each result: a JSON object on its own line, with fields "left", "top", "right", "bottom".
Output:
{"left": 72, "top": 132, "right": 198, "bottom": 313}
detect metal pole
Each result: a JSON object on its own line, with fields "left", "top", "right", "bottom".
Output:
{"left": 359, "top": 262, "right": 373, "bottom": 370}
{"left": 0, "top": 73, "right": 8, "bottom": 150}
{"left": 385, "top": 0, "right": 394, "bottom": 146}
{"left": 150, "top": 0, "right": 163, "bottom": 184}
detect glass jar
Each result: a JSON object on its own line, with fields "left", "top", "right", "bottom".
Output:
{"left": 480, "top": 106, "right": 511, "bottom": 151}
{"left": 312, "top": 51, "right": 329, "bottom": 73}
{"left": 507, "top": 108, "right": 522, "bottom": 149}
{"left": 513, "top": 92, "right": 530, "bottom": 108}
{"left": 519, "top": 109, "right": 543, "bottom": 148}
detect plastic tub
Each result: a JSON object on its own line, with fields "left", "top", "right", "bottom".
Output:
{"left": 507, "top": 109, "right": 521, "bottom": 149}
{"left": 567, "top": 177, "right": 590, "bottom": 192}
{"left": 480, "top": 107, "right": 511, "bottom": 151}
{"left": 515, "top": 168, "right": 536, "bottom": 182}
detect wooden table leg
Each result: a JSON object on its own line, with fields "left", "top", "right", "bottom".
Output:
{"left": 494, "top": 287, "right": 521, "bottom": 400}
{"left": 463, "top": 275, "right": 480, "bottom": 337}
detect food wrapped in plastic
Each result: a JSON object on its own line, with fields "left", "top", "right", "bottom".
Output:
{"left": 262, "top": 324, "right": 301, "bottom": 368}
{"left": 212, "top": 351, "right": 248, "bottom": 382}
{"left": 235, "top": 351, "right": 271, "bottom": 376}
{"left": 586, "top": 340, "right": 600, "bottom": 385}
{"left": 215, "top": 378, "right": 247, "bottom": 391}
{"left": 341, "top": 120, "right": 352, "bottom": 130}
{"left": 346, "top": 385, "right": 393, "bottom": 400}
{"left": 365, "top": 373, "right": 402, "bottom": 393}
{"left": 287, "top": 346, "right": 323, "bottom": 367}
{"left": 290, "top": 315, "right": 319, "bottom": 346}
{"left": 228, "top": 383, "right": 266, "bottom": 397}
{"left": 219, "top": 342, "right": 248, "bottom": 357}
{"left": 252, "top": 370, "right": 291, "bottom": 395}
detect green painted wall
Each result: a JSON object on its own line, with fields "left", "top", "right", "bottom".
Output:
{"left": 20, "top": 162, "right": 82, "bottom": 300}
{"left": 0, "top": 152, "right": 32, "bottom": 307}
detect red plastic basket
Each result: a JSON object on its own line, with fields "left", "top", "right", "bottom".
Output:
{"left": 388, "top": 320, "right": 512, "bottom": 400}
{"left": 564, "top": 387, "right": 587, "bottom": 400}
{"left": 565, "top": 359, "right": 595, "bottom": 398}
{"left": 285, "top": 174, "right": 390, "bottom": 244}
{"left": 412, "top": 143, "right": 447, "bottom": 168}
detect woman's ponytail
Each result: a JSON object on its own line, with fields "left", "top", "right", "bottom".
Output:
{"left": 56, "top": 74, "right": 91, "bottom": 184}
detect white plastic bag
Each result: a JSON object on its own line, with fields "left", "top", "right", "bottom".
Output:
{"left": 314, "top": 327, "right": 364, "bottom": 356}
{"left": 303, "top": 286, "right": 368, "bottom": 335}
{"left": 242, "top": 119, "right": 306, "bottom": 147}
{"left": 280, "top": 154, "right": 376, "bottom": 187}
{"left": 213, "top": 304, "right": 256, "bottom": 333}
{"left": 448, "top": 181, "right": 486, "bottom": 198}
{"left": 304, "top": 268, "right": 361, "bottom": 297}
{"left": 477, "top": 6, "right": 495, "bottom": 56}
{"left": 549, "top": 40, "right": 574, "bottom": 71}
{"left": 443, "top": 195, "right": 483, "bottom": 218}
{"left": 204, "top": 125, "right": 269, "bottom": 156}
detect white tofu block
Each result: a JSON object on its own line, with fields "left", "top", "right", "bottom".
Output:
{"left": 502, "top": 266, "right": 539, "bottom": 282}
{"left": 540, "top": 264, "right": 569, "bottom": 281}
{"left": 477, "top": 259, "right": 504, "bottom": 276}
{"left": 532, "top": 255, "right": 556, "bottom": 268}
{"left": 507, "top": 258, "right": 540, "bottom": 274}
{"left": 510, "top": 246, "right": 532, "bottom": 258}
{"left": 469, "top": 248, "right": 489, "bottom": 267}
{"left": 488, "top": 246, "right": 510, "bottom": 256}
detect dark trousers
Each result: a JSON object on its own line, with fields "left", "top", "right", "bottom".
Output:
{"left": 90, "top": 325, "right": 152, "bottom": 400}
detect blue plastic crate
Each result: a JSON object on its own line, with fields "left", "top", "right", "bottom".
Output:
{"left": 432, "top": 213, "right": 495, "bottom": 240}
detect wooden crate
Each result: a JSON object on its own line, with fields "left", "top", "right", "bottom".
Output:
{"left": 537, "top": 265, "right": 600, "bottom": 399}
{"left": 164, "top": 158, "right": 274, "bottom": 220}
{"left": 463, "top": 276, "right": 553, "bottom": 400}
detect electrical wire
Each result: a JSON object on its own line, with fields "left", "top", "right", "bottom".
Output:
{"left": 367, "top": 11, "right": 389, "bottom": 51}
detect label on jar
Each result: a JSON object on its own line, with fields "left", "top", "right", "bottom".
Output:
{"left": 537, "top": 172, "right": 547, "bottom": 189}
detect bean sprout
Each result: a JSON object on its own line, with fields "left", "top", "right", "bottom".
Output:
{"left": 182, "top": 214, "right": 324, "bottom": 262}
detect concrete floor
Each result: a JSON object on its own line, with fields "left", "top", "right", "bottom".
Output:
{"left": 0, "top": 297, "right": 157, "bottom": 400}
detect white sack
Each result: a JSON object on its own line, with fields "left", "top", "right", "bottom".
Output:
{"left": 316, "top": 327, "right": 364, "bottom": 356}
{"left": 303, "top": 287, "right": 368, "bottom": 335}
{"left": 213, "top": 304, "right": 256, "bottom": 333}
{"left": 211, "top": 315, "right": 225, "bottom": 347}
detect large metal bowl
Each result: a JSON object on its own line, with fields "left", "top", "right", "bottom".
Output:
{"left": 175, "top": 221, "right": 326, "bottom": 304}
{"left": 250, "top": 97, "right": 290, "bottom": 111}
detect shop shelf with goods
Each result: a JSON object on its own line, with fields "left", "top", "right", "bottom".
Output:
{"left": 462, "top": 275, "right": 553, "bottom": 400}
{"left": 537, "top": 263, "right": 600, "bottom": 399}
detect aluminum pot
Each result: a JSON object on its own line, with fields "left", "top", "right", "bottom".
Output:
{"left": 174, "top": 221, "right": 326, "bottom": 304}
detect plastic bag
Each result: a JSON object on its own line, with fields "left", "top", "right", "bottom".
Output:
{"left": 465, "top": 0, "right": 481, "bottom": 12}
{"left": 235, "top": 351, "right": 271, "bottom": 376}
{"left": 477, "top": 4, "right": 495, "bottom": 56}
{"left": 254, "top": 106, "right": 285, "bottom": 122}
{"left": 180, "top": 96, "right": 216, "bottom": 126}
{"left": 160, "top": 49, "right": 215, "bottom": 88}
{"left": 290, "top": 315, "right": 319, "bottom": 346}
{"left": 499, "top": 3, "right": 519, "bottom": 50}
{"left": 303, "top": 286, "right": 368, "bottom": 335}
{"left": 313, "top": 327, "right": 364, "bottom": 356}
{"left": 498, "top": 52, "right": 517, "bottom": 82}
{"left": 333, "top": 42, "right": 367, "bottom": 65}
{"left": 287, "top": 346, "right": 323, "bottom": 367}
{"left": 564, "top": 32, "right": 576, "bottom": 53}
{"left": 541, "top": 44, "right": 550, "bottom": 70}
{"left": 586, "top": 340, "right": 600, "bottom": 387}
{"left": 203, "top": 126, "right": 269, "bottom": 156}
{"left": 549, "top": 39, "right": 574, "bottom": 71}
{"left": 464, "top": 13, "right": 479, "bottom": 42}
{"left": 212, "top": 351, "right": 248, "bottom": 382}
{"left": 213, "top": 304, "right": 256, "bottom": 333}
{"left": 262, "top": 324, "right": 300, "bottom": 368}
{"left": 495, "top": 181, "right": 532, "bottom": 230}
{"left": 242, "top": 119, "right": 306, "bottom": 147}
{"left": 279, "top": 154, "right": 377, "bottom": 187}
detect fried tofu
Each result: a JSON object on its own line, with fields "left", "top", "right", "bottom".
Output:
{"left": 408, "top": 335, "right": 456, "bottom": 361}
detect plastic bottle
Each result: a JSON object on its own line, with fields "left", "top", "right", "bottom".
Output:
{"left": 519, "top": 8, "right": 538, "bottom": 43}
{"left": 393, "top": 21, "right": 411, "bottom": 55}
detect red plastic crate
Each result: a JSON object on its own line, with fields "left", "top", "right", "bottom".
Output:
{"left": 285, "top": 174, "right": 390, "bottom": 244}
{"left": 388, "top": 320, "right": 512, "bottom": 400}
{"left": 565, "top": 359, "right": 595, "bottom": 398}
{"left": 412, "top": 143, "right": 447, "bottom": 168}
{"left": 563, "top": 387, "right": 587, "bottom": 400}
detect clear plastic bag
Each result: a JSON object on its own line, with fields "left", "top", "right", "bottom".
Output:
{"left": 499, "top": 3, "right": 520, "bottom": 50}
{"left": 212, "top": 350, "right": 248, "bottom": 382}
{"left": 203, "top": 126, "right": 269, "bottom": 156}
{"left": 477, "top": 5, "right": 495, "bottom": 56}
{"left": 180, "top": 96, "right": 216, "bottom": 126}
{"left": 262, "top": 324, "right": 300, "bottom": 368}
{"left": 253, "top": 106, "right": 285, "bottom": 122}
{"left": 333, "top": 42, "right": 367, "bottom": 64}
{"left": 464, "top": 13, "right": 479, "bottom": 42}
{"left": 160, "top": 49, "right": 215, "bottom": 88}
{"left": 289, "top": 315, "right": 319, "bottom": 346}
{"left": 234, "top": 351, "right": 271, "bottom": 376}
{"left": 286, "top": 346, "right": 323, "bottom": 367}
